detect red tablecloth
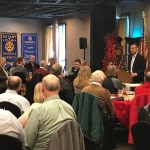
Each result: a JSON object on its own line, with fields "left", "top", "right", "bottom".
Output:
{"left": 112, "top": 100, "right": 132, "bottom": 128}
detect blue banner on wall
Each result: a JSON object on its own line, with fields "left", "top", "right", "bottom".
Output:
{"left": 1, "top": 33, "right": 17, "bottom": 62}
{"left": 21, "top": 33, "right": 38, "bottom": 63}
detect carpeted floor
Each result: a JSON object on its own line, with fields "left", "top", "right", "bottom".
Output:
{"left": 114, "top": 142, "right": 133, "bottom": 150}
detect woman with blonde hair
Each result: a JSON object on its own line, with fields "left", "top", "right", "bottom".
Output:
{"left": 18, "top": 82, "right": 44, "bottom": 128}
{"left": 73, "top": 66, "right": 91, "bottom": 94}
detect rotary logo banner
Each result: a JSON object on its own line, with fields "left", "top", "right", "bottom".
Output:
{"left": 21, "top": 33, "right": 38, "bottom": 63}
{"left": 1, "top": 33, "right": 17, "bottom": 62}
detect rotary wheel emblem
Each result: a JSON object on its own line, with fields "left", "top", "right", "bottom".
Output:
{"left": 5, "top": 41, "right": 14, "bottom": 52}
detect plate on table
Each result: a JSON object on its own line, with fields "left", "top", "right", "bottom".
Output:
{"left": 127, "top": 91, "right": 134, "bottom": 95}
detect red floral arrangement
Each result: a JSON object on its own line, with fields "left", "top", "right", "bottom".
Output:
{"left": 102, "top": 32, "right": 124, "bottom": 73}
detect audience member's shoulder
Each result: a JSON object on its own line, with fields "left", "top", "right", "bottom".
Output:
{"left": 60, "top": 99, "right": 73, "bottom": 105}
{"left": 111, "top": 77, "right": 122, "bottom": 83}
{"left": 17, "top": 94, "right": 30, "bottom": 102}
{"left": 102, "top": 87, "right": 111, "bottom": 93}
{"left": 24, "top": 62, "right": 29, "bottom": 66}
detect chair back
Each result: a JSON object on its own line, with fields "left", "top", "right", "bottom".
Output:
{"left": 0, "top": 134, "right": 22, "bottom": 150}
{"left": 48, "top": 120, "right": 85, "bottom": 150}
{"left": 0, "top": 101, "right": 21, "bottom": 118}
{"left": 128, "top": 93, "right": 150, "bottom": 144}
{"left": 72, "top": 92, "right": 104, "bottom": 145}
{"left": 131, "top": 121, "right": 150, "bottom": 150}
{"left": 138, "top": 106, "right": 150, "bottom": 122}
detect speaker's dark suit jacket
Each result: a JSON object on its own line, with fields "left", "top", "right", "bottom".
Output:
{"left": 128, "top": 52, "right": 146, "bottom": 83}
{"left": 24, "top": 62, "right": 40, "bottom": 73}
{"left": 0, "top": 66, "right": 8, "bottom": 93}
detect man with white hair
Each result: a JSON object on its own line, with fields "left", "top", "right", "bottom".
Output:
{"left": 25, "top": 74, "right": 76, "bottom": 150}
{"left": 0, "top": 57, "right": 8, "bottom": 93}
{"left": 82, "top": 70, "right": 115, "bottom": 150}
{"left": 83, "top": 70, "right": 113, "bottom": 118}
{"left": 46, "top": 57, "right": 56, "bottom": 72}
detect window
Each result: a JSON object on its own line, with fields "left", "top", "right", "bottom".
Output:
{"left": 56, "top": 23, "right": 66, "bottom": 70}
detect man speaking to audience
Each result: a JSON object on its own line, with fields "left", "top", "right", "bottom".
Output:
{"left": 128, "top": 43, "right": 146, "bottom": 83}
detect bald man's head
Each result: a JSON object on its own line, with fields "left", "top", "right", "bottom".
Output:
{"left": 51, "top": 63, "right": 62, "bottom": 76}
{"left": 7, "top": 76, "right": 22, "bottom": 90}
{"left": 42, "top": 74, "right": 60, "bottom": 92}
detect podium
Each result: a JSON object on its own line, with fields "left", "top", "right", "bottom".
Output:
{"left": 117, "top": 70, "right": 132, "bottom": 83}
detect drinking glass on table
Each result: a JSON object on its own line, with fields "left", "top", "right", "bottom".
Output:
{"left": 124, "top": 85, "right": 131, "bottom": 95}
{"left": 118, "top": 88, "right": 124, "bottom": 97}
{"left": 29, "top": 71, "right": 32, "bottom": 79}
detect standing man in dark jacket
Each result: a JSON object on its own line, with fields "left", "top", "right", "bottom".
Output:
{"left": 128, "top": 43, "right": 146, "bottom": 83}
{"left": 25, "top": 55, "right": 40, "bottom": 74}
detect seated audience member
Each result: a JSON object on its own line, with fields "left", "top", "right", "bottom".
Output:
{"left": 73, "top": 66, "right": 91, "bottom": 94}
{"left": 0, "top": 57, "right": 8, "bottom": 94}
{"left": 103, "top": 64, "right": 124, "bottom": 94}
{"left": 135, "top": 71, "right": 150, "bottom": 96}
{"left": 9, "top": 58, "right": 18, "bottom": 75}
{"left": 0, "top": 76, "right": 30, "bottom": 113}
{"left": 19, "top": 82, "right": 44, "bottom": 128}
{"left": 25, "top": 55, "right": 40, "bottom": 74}
{"left": 25, "top": 74, "right": 76, "bottom": 150}
{"left": 5, "top": 62, "right": 12, "bottom": 73}
{"left": 82, "top": 70, "right": 115, "bottom": 150}
{"left": 80, "top": 58, "right": 86, "bottom": 66}
{"left": 28, "top": 73, "right": 44, "bottom": 104}
{"left": 83, "top": 70, "right": 114, "bottom": 121}
{"left": 69, "top": 59, "right": 81, "bottom": 80}
{"left": 51, "top": 63, "right": 74, "bottom": 105}
{"left": 46, "top": 57, "right": 56, "bottom": 72}
{"left": 0, "top": 109, "right": 25, "bottom": 144}
{"left": 11, "top": 57, "right": 29, "bottom": 80}
{"left": 35, "top": 60, "right": 49, "bottom": 76}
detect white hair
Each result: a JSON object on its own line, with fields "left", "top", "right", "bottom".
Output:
{"left": 91, "top": 70, "right": 106, "bottom": 84}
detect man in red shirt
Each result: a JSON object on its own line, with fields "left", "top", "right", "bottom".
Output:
{"left": 135, "top": 71, "right": 150, "bottom": 96}
{"left": 35, "top": 60, "right": 49, "bottom": 76}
